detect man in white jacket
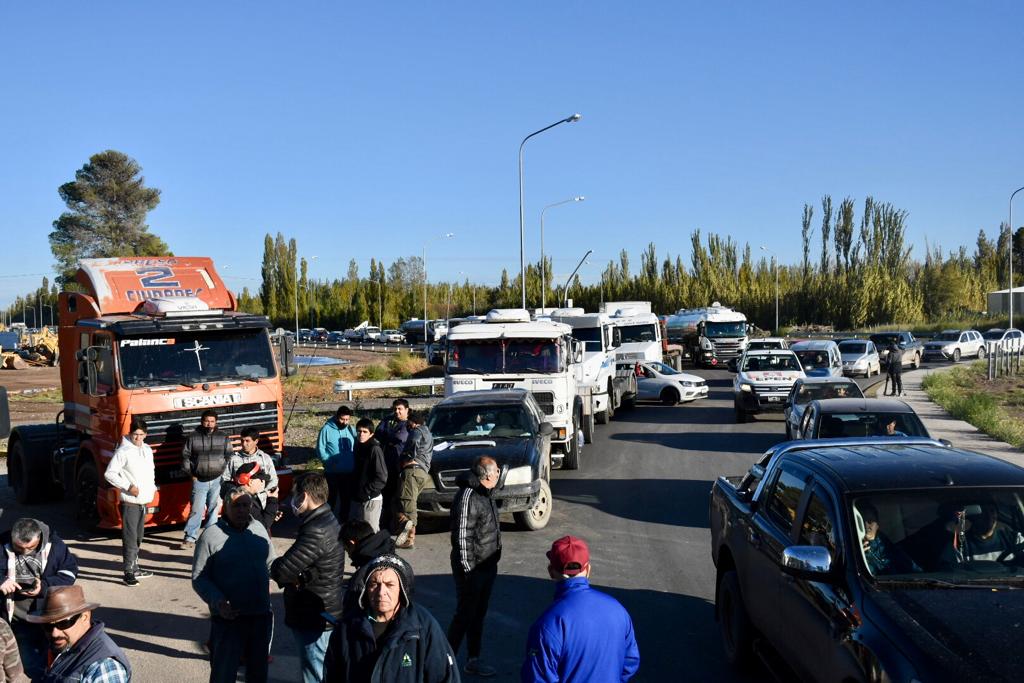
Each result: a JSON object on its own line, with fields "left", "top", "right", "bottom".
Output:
{"left": 104, "top": 419, "right": 157, "bottom": 586}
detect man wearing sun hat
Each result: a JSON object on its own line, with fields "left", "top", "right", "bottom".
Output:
{"left": 521, "top": 536, "right": 640, "bottom": 683}
{"left": 25, "top": 584, "right": 131, "bottom": 683}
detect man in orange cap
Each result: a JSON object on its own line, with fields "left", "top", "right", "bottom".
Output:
{"left": 521, "top": 535, "right": 640, "bottom": 682}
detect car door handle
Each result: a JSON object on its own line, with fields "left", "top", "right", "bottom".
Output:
{"left": 748, "top": 529, "right": 761, "bottom": 547}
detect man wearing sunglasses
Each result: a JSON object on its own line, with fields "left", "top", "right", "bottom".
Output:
{"left": 25, "top": 584, "right": 131, "bottom": 682}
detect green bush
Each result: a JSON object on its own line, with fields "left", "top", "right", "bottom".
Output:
{"left": 360, "top": 364, "right": 390, "bottom": 381}
{"left": 388, "top": 351, "right": 427, "bottom": 378}
{"left": 923, "top": 366, "right": 1024, "bottom": 449}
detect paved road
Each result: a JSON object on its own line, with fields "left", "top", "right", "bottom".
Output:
{"left": 0, "top": 365, "right": 904, "bottom": 682}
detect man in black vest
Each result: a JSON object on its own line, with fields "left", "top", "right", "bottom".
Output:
{"left": 25, "top": 584, "right": 131, "bottom": 683}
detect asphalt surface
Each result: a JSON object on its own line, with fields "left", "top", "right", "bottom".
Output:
{"left": 0, "top": 366, "right": 898, "bottom": 682}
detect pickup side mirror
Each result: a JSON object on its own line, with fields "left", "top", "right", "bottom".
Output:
{"left": 938, "top": 438, "right": 953, "bottom": 447}
{"left": 538, "top": 422, "right": 554, "bottom": 437}
{"left": 780, "top": 546, "right": 834, "bottom": 582}
{"left": 727, "top": 358, "right": 739, "bottom": 373}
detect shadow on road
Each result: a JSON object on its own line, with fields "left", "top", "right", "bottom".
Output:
{"left": 98, "top": 605, "right": 210, "bottom": 661}
{"left": 610, "top": 430, "right": 783, "bottom": 456}
{"left": 553, "top": 478, "right": 712, "bottom": 529}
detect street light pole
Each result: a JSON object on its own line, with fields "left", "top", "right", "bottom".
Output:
{"left": 519, "top": 113, "right": 582, "bottom": 310}
{"left": 1010, "top": 186, "right": 1024, "bottom": 329}
{"left": 540, "top": 195, "right": 585, "bottom": 312}
{"left": 760, "top": 246, "right": 779, "bottom": 334}
{"left": 562, "top": 250, "right": 593, "bottom": 308}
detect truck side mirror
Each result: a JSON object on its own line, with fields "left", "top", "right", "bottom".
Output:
{"left": 0, "top": 387, "right": 10, "bottom": 440}
{"left": 77, "top": 355, "right": 95, "bottom": 395}
{"left": 572, "top": 341, "right": 584, "bottom": 363}
{"left": 612, "top": 328, "right": 622, "bottom": 348}
{"left": 538, "top": 422, "right": 554, "bottom": 436}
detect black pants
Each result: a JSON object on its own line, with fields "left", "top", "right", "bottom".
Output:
{"left": 325, "top": 473, "right": 353, "bottom": 522}
{"left": 121, "top": 502, "right": 146, "bottom": 574}
{"left": 448, "top": 560, "right": 497, "bottom": 659}
{"left": 888, "top": 369, "right": 903, "bottom": 395}
{"left": 209, "top": 613, "right": 271, "bottom": 683}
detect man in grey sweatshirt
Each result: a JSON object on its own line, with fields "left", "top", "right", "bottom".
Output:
{"left": 192, "top": 485, "right": 276, "bottom": 683}
{"left": 394, "top": 410, "right": 433, "bottom": 550}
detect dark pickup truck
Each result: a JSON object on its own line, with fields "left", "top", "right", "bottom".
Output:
{"left": 868, "top": 331, "right": 923, "bottom": 369}
{"left": 710, "top": 438, "right": 1024, "bottom": 682}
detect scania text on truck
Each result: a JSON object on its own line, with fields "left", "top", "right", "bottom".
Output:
{"left": 443, "top": 309, "right": 589, "bottom": 469}
{"left": 2, "top": 257, "right": 293, "bottom": 529}
{"left": 666, "top": 302, "right": 749, "bottom": 367}
{"left": 550, "top": 308, "right": 637, "bottom": 439}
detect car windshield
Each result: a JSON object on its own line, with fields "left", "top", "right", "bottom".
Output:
{"left": 428, "top": 405, "right": 535, "bottom": 440}
{"left": 447, "top": 339, "right": 561, "bottom": 374}
{"left": 706, "top": 321, "right": 747, "bottom": 338}
{"left": 983, "top": 330, "right": 1006, "bottom": 340}
{"left": 795, "top": 350, "right": 832, "bottom": 369}
{"left": 933, "top": 332, "right": 960, "bottom": 341}
{"left": 870, "top": 334, "right": 901, "bottom": 347}
{"left": 617, "top": 324, "right": 657, "bottom": 343}
{"left": 852, "top": 489, "right": 1024, "bottom": 584}
{"left": 741, "top": 354, "right": 801, "bottom": 372}
{"left": 649, "top": 361, "right": 682, "bottom": 375}
{"left": 748, "top": 340, "right": 783, "bottom": 350}
{"left": 118, "top": 329, "right": 277, "bottom": 388}
{"left": 572, "top": 327, "right": 603, "bottom": 352}
{"left": 794, "top": 382, "right": 863, "bottom": 404}
{"left": 838, "top": 341, "right": 867, "bottom": 354}
{"left": 817, "top": 411, "right": 929, "bottom": 439}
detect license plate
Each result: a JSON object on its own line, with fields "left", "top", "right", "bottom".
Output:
{"left": 767, "top": 396, "right": 782, "bottom": 402}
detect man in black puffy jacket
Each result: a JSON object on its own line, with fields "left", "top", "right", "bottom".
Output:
{"left": 271, "top": 472, "right": 344, "bottom": 683}
{"left": 447, "top": 456, "right": 501, "bottom": 678}
{"left": 181, "top": 410, "right": 235, "bottom": 549}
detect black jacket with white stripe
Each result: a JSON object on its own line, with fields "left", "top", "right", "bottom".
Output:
{"left": 449, "top": 472, "right": 501, "bottom": 573}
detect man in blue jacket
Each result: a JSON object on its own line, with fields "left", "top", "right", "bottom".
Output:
{"left": 521, "top": 536, "right": 639, "bottom": 683}
{"left": 318, "top": 406, "right": 358, "bottom": 521}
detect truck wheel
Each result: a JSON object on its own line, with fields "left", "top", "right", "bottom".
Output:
{"left": 718, "top": 570, "right": 754, "bottom": 669}
{"left": 514, "top": 480, "right": 552, "bottom": 531}
{"left": 9, "top": 440, "right": 46, "bottom": 504}
{"left": 661, "top": 388, "right": 679, "bottom": 406}
{"left": 606, "top": 382, "right": 616, "bottom": 420}
{"left": 76, "top": 462, "right": 101, "bottom": 530}
{"left": 620, "top": 394, "right": 636, "bottom": 411}
{"left": 582, "top": 409, "right": 595, "bottom": 444}
{"left": 562, "top": 411, "right": 582, "bottom": 470}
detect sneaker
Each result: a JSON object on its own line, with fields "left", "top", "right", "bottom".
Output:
{"left": 464, "top": 658, "right": 496, "bottom": 677}
{"left": 123, "top": 574, "right": 139, "bottom": 587}
{"left": 396, "top": 518, "right": 414, "bottom": 547}
{"left": 134, "top": 568, "right": 154, "bottom": 579}
{"left": 180, "top": 540, "right": 195, "bottom": 550}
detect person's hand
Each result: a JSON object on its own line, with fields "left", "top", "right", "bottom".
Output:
{"left": 21, "top": 578, "right": 41, "bottom": 597}
{"left": 862, "top": 538, "right": 871, "bottom": 551}
{"left": 127, "top": 485, "right": 140, "bottom": 497}
{"left": 0, "top": 578, "right": 18, "bottom": 596}
{"left": 216, "top": 599, "right": 239, "bottom": 620}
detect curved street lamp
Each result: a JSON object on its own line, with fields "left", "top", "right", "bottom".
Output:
{"left": 562, "top": 249, "right": 593, "bottom": 308}
{"left": 518, "top": 113, "right": 582, "bottom": 309}
{"left": 540, "top": 196, "right": 585, "bottom": 312}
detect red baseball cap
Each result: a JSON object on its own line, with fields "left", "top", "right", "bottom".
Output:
{"left": 546, "top": 536, "right": 590, "bottom": 576}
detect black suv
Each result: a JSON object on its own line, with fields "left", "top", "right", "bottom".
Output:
{"left": 420, "top": 389, "right": 553, "bottom": 530}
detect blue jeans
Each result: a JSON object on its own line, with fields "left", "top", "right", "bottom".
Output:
{"left": 184, "top": 477, "right": 222, "bottom": 542}
{"left": 291, "top": 628, "right": 332, "bottom": 683}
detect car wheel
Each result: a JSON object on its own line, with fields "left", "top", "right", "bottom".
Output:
{"left": 514, "top": 479, "right": 552, "bottom": 531}
{"left": 913, "top": 353, "right": 921, "bottom": 369}
{"left": 660, "top": 388, "right": 679, "bottom": 406}
{"left": 953, "top": 348, "right": 961, "bottom": 363}
{"left": 76, "top": 461, "right": 101, "bottom": 530}
{"left": 978, "top": 346, "right": 987, "bottom": 359}
{"left": 718, "top": 570, "right": 754, "bottom": 670}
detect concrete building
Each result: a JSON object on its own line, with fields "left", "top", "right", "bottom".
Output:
{"left": 986, "top": 287, "right": 1024, "bottom": 315}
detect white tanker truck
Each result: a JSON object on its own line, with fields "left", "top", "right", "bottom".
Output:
{"left": 666, "top": 302, "right": 749, "bottom": 367}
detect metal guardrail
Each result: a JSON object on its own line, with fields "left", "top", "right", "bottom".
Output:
{"left": 294, "top": 341, "right": 425, "bottom": 354}
{"left": 333, "top": 377, "right": 445, "bottom": 400}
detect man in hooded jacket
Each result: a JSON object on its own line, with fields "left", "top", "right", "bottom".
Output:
{"left": 323, "top": 554, "right": 458, "bottom": 683}
{"left": 339, "top": 520, "right": 396, "bottom": 614}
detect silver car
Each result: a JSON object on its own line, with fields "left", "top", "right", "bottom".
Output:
{"left": 982, "top": 328, "right": 1024, "bottom": 353}
{"left": 922, "top": 329, "right": 985, "bottom": 362}
{"left": 837, "top": 339, "right": 881, "bottom": 377}
{"left": 784, "top": 377, "right": 864, "bottom": 440}
{"left": 637, "top": 362, "right": 708, "bottom": 405}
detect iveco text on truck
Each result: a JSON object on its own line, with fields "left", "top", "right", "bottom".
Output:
{"left": 2, "top": 257, "right": 292, "bottom": 529}
{"left": 667, "top": 303, "right": 749, "bottom": 366}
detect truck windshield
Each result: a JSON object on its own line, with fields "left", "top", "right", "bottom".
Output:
{"left": 705, "top": 321, "right": 747, "bottom": 337}
{"left": 429, "top": 406, "right": 536, "bottom": 440}
{"left": 448, "top": 339, "right": 561, "bottom": 374}
{"left": 617, "top": 324, "right": 657, "bottom": 343}
{"left": 852, "top": 489, "right": 1024, "bottom": 583}
{"left": 572, "top": 327, "right": 603, "bottom": 351}
{"left": 118, "top": 329, "right": 277, "bottom": 388}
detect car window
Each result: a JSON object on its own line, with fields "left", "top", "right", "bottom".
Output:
{"left": 801, "top": 407, "right": 815, "bottom": 438}
{"left": 799, "top": 490, "right": 837, "bottom": 555}
{"left": 816, "top": 412, "right": 928, "bottom": 438}
{"left": 766, "top": 465, "right": 808, "bottom": 533}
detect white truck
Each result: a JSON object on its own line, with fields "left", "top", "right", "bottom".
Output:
{"left": 666, "top": 302, "right": 749, "bottom": 367}
{"left": 444, "top": 309, "right": 590, "bottom": 469}
{"left": 600, "top": 301, "right": 664, "bottom": 364}
{"left": 550, "top": 308, "right": 638, "bottom": 439}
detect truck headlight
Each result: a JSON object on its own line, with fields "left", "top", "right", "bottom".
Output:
{"left": 740, "top": 383, "right": 752, "bottom": 392}
{"left": 504, "top": 465, "right": 534, "bottom": 486}
{"left": 701, "top": 339, "right": 714, "bottom": 350}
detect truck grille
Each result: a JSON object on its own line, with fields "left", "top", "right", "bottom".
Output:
{"left": 531, "top": 391, "right": 555, "bottom": 415}
{"left": 713, "top": 340, "right": 745, "bottom": 358}
{"left": 438, "top": 468, "right": 469, "bottom": 490}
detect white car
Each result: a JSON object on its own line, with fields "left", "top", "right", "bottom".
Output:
{"left": 746, "top": 337, "right": 788, "bottom": 351}
{"left": 378, "top": 329, "right": 405, "bottom": 344}
{"left": 982, "top": 328, "right": 1024, "bottom": 353}
{"left": 922, "top": 329, "right": 985, "bottom": 362}
{"left": 837, "top": 339, "right": 881, "bottom": 377}
{"left": 636, "top": 362, "right": 708, "bottom": 405}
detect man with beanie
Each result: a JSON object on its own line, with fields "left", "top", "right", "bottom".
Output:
{"left": 104, "top": 419, "right": 156, "bottom": 587}
{"left": 323, "top": 554, "right": 458, "bottom": 683}
{"left": 448, "top": 456, "right": 501, "bottom": 678}
{"left": 339, "top": 519, "right": 396, "bottom": 614}
{"left": 394, "top": 410, "right": 433, "bottom": 549}
{"left": 521, "top": 536, "right": 639, "bottom": 683}
{"left": 181, "top": 410, "right": 235, "bottom": 550}
{"left": 317, "top": 406, "right": 358, "bottom": 520}
{"left": 271, "top": 472, "right": 344, "bottom": 683}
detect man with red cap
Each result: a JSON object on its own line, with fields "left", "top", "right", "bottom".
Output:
{"left": 521, "top": 536, "right": 640, "bottom": 682}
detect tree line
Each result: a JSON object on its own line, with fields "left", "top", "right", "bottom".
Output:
{"left": 6, "top": 150, "right": 1024, "bottom": 333}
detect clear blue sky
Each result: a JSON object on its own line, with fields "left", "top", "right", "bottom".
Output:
{"left": 2, "top": 2, "right": 1022, "bottom": 308}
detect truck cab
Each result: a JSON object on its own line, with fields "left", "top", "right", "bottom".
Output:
{"left": 667, "top": 302, "right": 749, "bottom": 367}
{"left": 444, "top": 309, "right": 587, "bottom": 469}
{"left": 6, "top": 257, "right": 291, "bottom": 529}
{"left": 601, "top": 301, "right": 663, "bottom": 365}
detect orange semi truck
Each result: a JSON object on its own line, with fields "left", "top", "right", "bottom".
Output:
{"left": 3, "top": 257, "right": 292, "bottom": 528}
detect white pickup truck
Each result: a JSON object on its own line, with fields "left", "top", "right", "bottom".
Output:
{"left": 729, "top": 349, "right": 806, "bottom": 423}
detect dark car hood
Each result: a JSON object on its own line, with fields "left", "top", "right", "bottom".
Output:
{"left": 868, "top": 587, "right": 1024, "bottom": 681}
{"left": 429, "top": 438, "right": 534, "bottom": 471}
